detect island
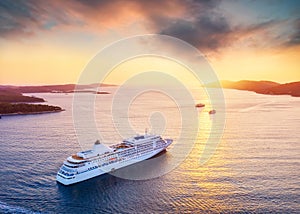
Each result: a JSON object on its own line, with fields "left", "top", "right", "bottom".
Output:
{"left": 206, "top": 80, "right": 300, "bottom": 97}
{"left": 0, "top": 89, "right": 45, "bottom": 103}
{"left": 2, "top": 83, "right": 115, "bottom": 93}
{"left": 0, "top": 89, "right": 64, "bottom": 116}
{"left": 0, "top": 83, "right": 117, "bottom": 116}
{"left": 0, "top": 103, "right": 64, "bottom": 115}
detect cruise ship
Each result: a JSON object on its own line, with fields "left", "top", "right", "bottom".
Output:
{"left": 56, "top": 133, "right": 173, "bottom": 185}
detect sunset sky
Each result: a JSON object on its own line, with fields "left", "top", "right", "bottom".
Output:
{"left": 0, "top": 0, "right": 299, "bottom": 85}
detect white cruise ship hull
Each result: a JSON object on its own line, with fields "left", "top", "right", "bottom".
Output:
{"left": 57, "top": 146, "right": 168, "bottom": 185}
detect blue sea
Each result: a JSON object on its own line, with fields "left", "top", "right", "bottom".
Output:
{"left": 0, "top": 87, "right": 299, "bottom": 213}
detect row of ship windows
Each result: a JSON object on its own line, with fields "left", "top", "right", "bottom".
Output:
{"left": 97, "top": 148, "right": 162, "bottom": 167}
{"left": 156, "top": 140, "right": 165, "bottom": 144}
{"left": 119, "top": 150, "right": 136, "bottom": 156}
{"left": 62, "top": 166, "right": 74, "bottom": 173}
{"left": 137, "top": 150, "right": 152, "bottom": 155}
{"left": 61, "top": 164, "right": 98, "bottom": 176}
{"left": 105, "top": 142, "right": 160, "bottom": 157}
{"left": 137, "top": 143, "right": 153, "bottom": 148}
{"left": 116, "top": 146, "right": 155, "bottom": 157}
{"left": 101, "top": 156, "right": 117, "bottom": 161}
{"left": 59, "top": 170, "right": 74, "bottom": 177}
{"left": 87, "top": 166, "right": 98, "bottom": 171}
{"left": 154, "top": 143, "right": 164, "bottom": 148}
{"left": 71, "top": 165, "right": 98, "bottom": 176}
{"left": 84, "top": 142, "right": 163, "bottom": 164}
{"left": 65, "top": 163, "right": 85, "bottom": 168}
{"left": 136, "top": 146, "right": 152, "bottom": 151}
{"left": 121, "top": 150, "right": 154, "bottom": 160}
{"left": 101, "top": 149, "right": 153, "bottom": 165}
{"left": 98, "top": 159, "right": 118, "bottom": 167}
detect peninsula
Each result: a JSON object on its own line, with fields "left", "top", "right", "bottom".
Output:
{"left": 206, "top": 80, "right": 300, "bottom": 97}
{"left": 0, "top": 83, "right": 115, "bottom": 116}
{"left": 1, "top": 83, "right": 115, "bottom": 93}
{"left": 0, "top": 89, "right": 45, "bottom": 103}
{"left": 0, "top": 103, "right": 63, "bottom": 115}
{"left": 0, "top": 89, "right": 63, "bottom": 116}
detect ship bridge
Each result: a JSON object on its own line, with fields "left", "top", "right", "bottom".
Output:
{"left": 76, "top": 140, "right": 113, "bottom": 159}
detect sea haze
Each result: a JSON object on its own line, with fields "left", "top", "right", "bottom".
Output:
{"left": 0, "top": 87, "right": 299, "bottom": 213}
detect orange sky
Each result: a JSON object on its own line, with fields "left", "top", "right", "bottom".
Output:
{"left": 0, "top": 0, "right": 299, "bottom": 85}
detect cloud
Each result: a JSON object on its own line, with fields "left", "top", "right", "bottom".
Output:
{"left": 0, "top": 0, "right": 80, "bottom": 38}
{"left": 160, "top": 15, "right": 232, "bottom": 51}
{"left": 0, "top": 0, "right": 188, "bottom": 37}
{"left": 0, "top": 0, "right": 299, "bottom": 53}
{"left": 0, "top": 0, "right": 36, "bottom": 37}
{"left": 285, "top": 18, "right": 300, "bottom": 46}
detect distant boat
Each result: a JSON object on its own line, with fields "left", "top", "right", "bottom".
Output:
{"left": 209, "top": 109, "right": 216, "bottom": 114}
{"left": 195, "top": 103, "right": 205, "bottom": 108}
{"left": 96, "top": 91, "right": 110, "bottom": 94}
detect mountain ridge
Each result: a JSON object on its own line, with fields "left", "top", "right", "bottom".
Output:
{"left": 0, "top": 83, "right": 115, "bottom": 93}
{"left": 206, "top": 80, "right": 300, "bottom": 97}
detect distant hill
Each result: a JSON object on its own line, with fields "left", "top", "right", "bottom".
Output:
{"left": 0, "top": 83, "right": 115, "bottom": 114}
{"left": 0, "top": 103, "right": 63, "bottom": 115}
{"left": 206, "top": 80, "right": 300, "bottom": 97}
{"left": 0, "top": 89, "right": 45, "bottom": 103}
{"left": 260, "top": 82, "right": 300, "bottom": 97}
{"left": 0, "top": 88, "right": 66, "bottom": 115}
{"left": 0, "top": 83, "right": 115, "bottom": 93}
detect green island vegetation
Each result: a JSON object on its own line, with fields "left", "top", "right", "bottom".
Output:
{"left": 0, "top": 83, "right": 115, "bottom": 116}
{"left": 0, "top": 89, "right": 63, "bottom": 115}
{"left": 0, "top": 90, "right": 45, "bottom": 103}
{"left": 206, "top": 80, "right": 300, "bottom": 97}
{"left": 3, "top": 83, "right": 115, "bottom": 93}
{"left": 0, "top": 103, "right": 63, "bottom": 115}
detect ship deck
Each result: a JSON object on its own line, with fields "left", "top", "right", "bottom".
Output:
{"left": 111, "top": 143, "right": 134, "bottom": 150}
{"left": 71, "top": 155, "right": 84, "bottom": 160}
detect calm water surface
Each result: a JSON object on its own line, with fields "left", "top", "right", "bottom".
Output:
{"left": 0, "top": 88, "right": 299, "bottom": 213}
